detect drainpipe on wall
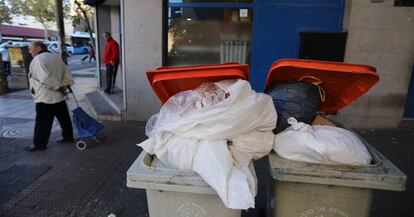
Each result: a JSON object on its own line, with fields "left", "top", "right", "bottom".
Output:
{"left": 120, "top": 0, "right": 127, "bottom": 116}
{"left": 93, "top": 6, "right": 101, "bottom": 86}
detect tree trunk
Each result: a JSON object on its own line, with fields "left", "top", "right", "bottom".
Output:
{"left": 41, "top": 23, "right": 49, "bottom": 40}
{"left": 74, "top": 0, "right": 95, "bottom": 51}
{"left": 55, "top": 0, "right": 67, "bottom": 63}
{"left": 84, "top": 13, "right": 95, "bottom": 51}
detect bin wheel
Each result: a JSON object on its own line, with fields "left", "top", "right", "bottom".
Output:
{"left": 76, "top": 140, "right": 87, "bottom": 150}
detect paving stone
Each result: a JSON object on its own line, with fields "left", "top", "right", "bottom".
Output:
{"left": 0, "top": 121, "right": 148, "bottom": 217}
{"left": 0, "top": 165, "right": 51, "bottom": 205}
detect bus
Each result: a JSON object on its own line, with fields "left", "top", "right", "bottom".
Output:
{"left": 64, "top": 32, "right": 95, "bottom": 55}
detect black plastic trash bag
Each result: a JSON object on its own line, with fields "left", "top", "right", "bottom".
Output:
{"left": 265, "top": 80, "right": 321, "bottom": 134}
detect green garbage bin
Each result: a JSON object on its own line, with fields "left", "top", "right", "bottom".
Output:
{"left": 127, "top": 151, "right": 241, "bottom": 217}
{"left": 267, "top": 136, "right": 406, "bottom": 217}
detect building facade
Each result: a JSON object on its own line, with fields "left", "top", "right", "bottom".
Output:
{"left": 0, "top": 14, "right": 74, "bottom": 41}
{"left": 92, "top": 0, "right": 414, "bottom": 128}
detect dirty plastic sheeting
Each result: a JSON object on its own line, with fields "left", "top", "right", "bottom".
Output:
{"left": 138, "top": 79, "right": 277, "bottom": 209}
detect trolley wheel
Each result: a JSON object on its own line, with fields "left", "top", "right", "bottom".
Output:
{"left": 76, "top": 140, "right": 87, "bottom": 150}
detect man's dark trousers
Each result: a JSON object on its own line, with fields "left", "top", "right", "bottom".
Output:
{"left": 3, "top": 61, "right": 11, "bottom": 75}
{"left": 89, "top": 55, "right": 96, "bottom": 63}
{"left": 34, "top": 101, "right": 73, "bottom": 148}
{"left": 105, "top": 63, "right": 119, "bottom": 93}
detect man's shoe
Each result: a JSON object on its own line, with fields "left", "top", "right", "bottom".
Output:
{"left": 57, "top": 138, "right": 74, "bottom": 143}
{"left": 24, "top": 145, "right": 46, "bottom": 152}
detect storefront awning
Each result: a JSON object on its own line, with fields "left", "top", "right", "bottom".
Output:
{"left": 0, "top": 24, "right": 57, "bottom": 39}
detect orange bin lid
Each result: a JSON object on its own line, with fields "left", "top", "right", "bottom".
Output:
{"left": 266, "top": 59, "right": 379, "bottom": 113}
{"left": 147, "top": 63, "right": 249, "bottom": 104}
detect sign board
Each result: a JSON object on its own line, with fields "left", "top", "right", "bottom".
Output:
{"left": 9, "top": 48, "right": 23, "bottom": 61}
{"left": 9, "top": 47, "right": 24, "bottom": 68}
{"left": 240, "top": 9, "right": 248, "bottom": 18}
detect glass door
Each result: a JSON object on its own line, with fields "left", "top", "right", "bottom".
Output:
{"left": 166, "top": 0, "right": 253, "bottom": 66}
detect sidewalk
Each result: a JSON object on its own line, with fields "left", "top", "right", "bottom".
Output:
{"left": 0, "top": 75, "right": 412, "bottom": 216}
{"left": 0, "top": 68, "right": 98, "bottom": 139}
{"left": 358, "top": 128, "right": 413, "bottom": 217}
{"left": 0, "top": 121, "right": 148, "bottom": 217}
{"left": 0, "top": 69, "right": 150, "bottom": 217}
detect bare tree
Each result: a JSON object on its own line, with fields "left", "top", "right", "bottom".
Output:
{"left": 0, "top": 0, "right": 12, "bottom": 24}
{"left": 73, "top": 0, "right": 95, "bottom": 51}
{"left": 9, "top": 0, "right": 70, "bottom": 40}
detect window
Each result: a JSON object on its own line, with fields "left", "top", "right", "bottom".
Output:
{"left": 395, "top": 0, "right": 414, "bottom": 6}
{"left": 299, "top": 32, "right": 347, "bottom": 62}
{"left": 166, "top": 1, "right": 253, "bottom": 66}
{"left": 169, "top": 0, "right": 252, "bottom": 3}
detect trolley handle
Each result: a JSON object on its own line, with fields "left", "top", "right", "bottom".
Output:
{"left": 65, "top": 86, "right": 79, "bottom": 107}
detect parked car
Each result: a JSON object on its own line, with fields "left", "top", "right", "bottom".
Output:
{"left": 46, "top": 41, "right": 91, "bottom": 56}
{"left": 0, "top": 41, "right": 31, "bottom": 49}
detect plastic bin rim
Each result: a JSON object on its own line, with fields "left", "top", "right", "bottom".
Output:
{"left": 146, "top": 63, "right": 250, "bottom": 104}
{"left": 265, "top": 58, "right": 379, "bottom": 89}
{"left": 264, "top": 58, "right": 379, "bottom": 112}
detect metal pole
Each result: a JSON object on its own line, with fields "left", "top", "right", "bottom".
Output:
{"left": 55, "top": 0, "right": 67, "bottom": 63}
{"left": 93, "top": 6, "right": 101, "bottom": 87}
{"left": 120, "top": 0, "right": 127, "bottom": 112}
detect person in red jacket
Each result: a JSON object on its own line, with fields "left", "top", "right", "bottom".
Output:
{"left": 103, "top": 32, "right": 120, "bottom": 94}
{"left": 89, "top": 46, "right": 96, "bottom": 63}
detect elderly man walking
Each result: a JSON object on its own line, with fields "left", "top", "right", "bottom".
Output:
{"left": 24, "top": 41, "right": 74, "bottom": 152}
{"left": 0, "top": 41, "right": 12, "bottom": 75}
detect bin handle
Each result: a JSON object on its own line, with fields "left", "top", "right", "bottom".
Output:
{"left": 299, "top": 76, "right": 326, "bottom": 102}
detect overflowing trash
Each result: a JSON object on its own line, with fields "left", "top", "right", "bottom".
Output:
{"left": 274, "top": 117, "right": 372, "bottom": 165}
{"left": 265, "top": 80, "right": 321, "bottom": 133}
{"left": 138, "top": 77, "right": 374, "bottom": 209}
{"left": 138, "top": 79, "right": 277, "bottom": 209}
{"left": 132, "top": 59, "right": 384, "bottom": 212}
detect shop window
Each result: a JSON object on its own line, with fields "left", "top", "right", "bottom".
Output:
{"left": 394, "top": 0, "right": 414, "bottom": 6}
{"left": 166, "top": 1, "right": 253, "bottom": 66}
{"left": 169, "top": 0, "right": 253, "bottom": 3}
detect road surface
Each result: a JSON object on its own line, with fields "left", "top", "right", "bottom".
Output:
{"left": 68, "top": 54, "right": 96, "bottom": 71}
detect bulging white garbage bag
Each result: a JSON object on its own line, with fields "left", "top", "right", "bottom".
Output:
{"left": 138, "top": 79, "right": 277, "bottom": 209}
{"left": 274, "top": 117, "right": 372, "bottom": 165}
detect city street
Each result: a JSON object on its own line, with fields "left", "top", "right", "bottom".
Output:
{"left": 0, "top": 73, "right": 412, "bottom": 216}
{"left": 0, "top": 50, "right": 413, "bottom": 217}
{"left": 1, "top": 0, "right": 413, "bottom": 216}
{"left": 68, "top": 54, "right": 96, "bottom": 72}
{"left": 0, "top": 70, "right": 149, "bottom": 217}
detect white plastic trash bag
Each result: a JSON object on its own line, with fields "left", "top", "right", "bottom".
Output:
{"left": 274, "top": 117, "right": 372, "bottom": 165}
{"left": 138, "top": 79, "right": 277, "bottom": 209}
